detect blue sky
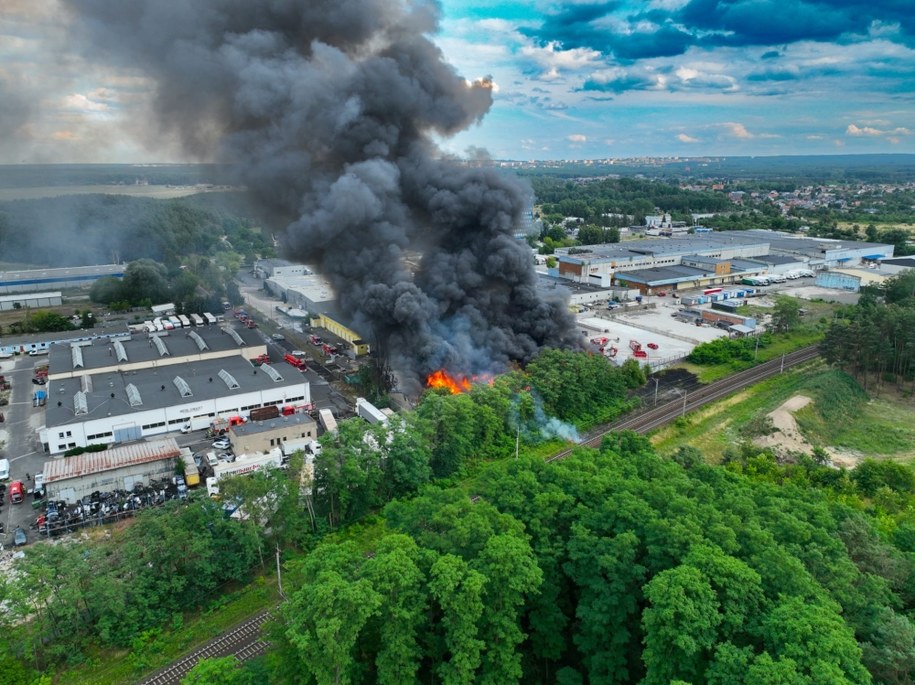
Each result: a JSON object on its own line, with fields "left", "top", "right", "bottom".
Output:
{"left": 435, "top": 0, "right": 915, "bottom": 159}
{"left": 1, "top": 0, "right": 913, "bottom": 162}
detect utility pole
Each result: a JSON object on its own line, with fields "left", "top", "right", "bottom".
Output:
{"left": 781, "top": 353, "right": 785, "bottom": 373}
{"left": 653, "top": 376, "right": 660, "bottom": 406}
{"left": 754, "top": 333, "right": 760, "bottom": 360}
{"left": 681, "top": 391, "right": 687, "bottom": 416}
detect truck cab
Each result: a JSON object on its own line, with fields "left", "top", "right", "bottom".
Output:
{"left": 9, "top": 480, "right": 24, "bottom": 504}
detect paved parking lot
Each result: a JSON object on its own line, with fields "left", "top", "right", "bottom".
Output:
{"left": 576, "top": 278, "right": 859, "bottom": 368}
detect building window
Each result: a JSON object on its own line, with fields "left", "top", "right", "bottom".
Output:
{"left": 58, "top": 432, "right": 64, "bottom": 439}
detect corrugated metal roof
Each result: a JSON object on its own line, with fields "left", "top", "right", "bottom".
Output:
{"left": 43, "top": 437, "right": 181, "bottom": 484}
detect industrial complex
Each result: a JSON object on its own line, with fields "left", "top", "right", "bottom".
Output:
{"left": 40, "top": 325, "right": 310, "bottom": 454}
{"left": 554, "top": 229, "right": 894, "bottom": 294}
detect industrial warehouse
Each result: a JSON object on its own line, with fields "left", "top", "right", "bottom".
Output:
{"left": 40, "top": 325, "right": 311, "bottom": 454}
{"left": 554, "top": 229, "right": 895, "bottom": 294}
{"left": 41, "top": 437, "right": 184, "bottom": 504}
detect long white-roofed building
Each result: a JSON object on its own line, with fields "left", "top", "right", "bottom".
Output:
{"left": 41, "top": 326, "right": 309, "bottom": 454}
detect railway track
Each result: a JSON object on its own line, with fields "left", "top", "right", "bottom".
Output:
{"left": 547, "top": 345, "right": 820, "bottom": 463}
{"left": 141, "top": 347, "right": 820, "bottom": 680}
{"left": 137, "top": 610, "right": 273, "bottom": 685}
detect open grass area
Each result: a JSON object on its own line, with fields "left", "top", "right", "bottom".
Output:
{"left": 651, "top": 364, "right": 915, "bottom": 464}
{"left": 678, "top": 328, "right": 825, "bottom": 384}
{"left": 796, "top": 392, "right": 915, "bottom": 457}
{"left": 56, "top": 576, "right": 280, "bottom": 685}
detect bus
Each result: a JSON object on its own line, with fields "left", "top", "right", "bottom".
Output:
{"left": 703, "top": 287, "right": 723, "bottom": 295}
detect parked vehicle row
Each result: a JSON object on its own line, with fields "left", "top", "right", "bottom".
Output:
{"left": 33, "top": 479, "right": 189, "bottom": 538}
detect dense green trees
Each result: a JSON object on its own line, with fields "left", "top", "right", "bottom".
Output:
{"left": 821, "top": 271, "right": 915, "bottom": 386}
{"left": 0, "top": 500, "right": 259, "bottom": 673}
{"left": 271, "top": 438, "right": 915, "bottom": 684}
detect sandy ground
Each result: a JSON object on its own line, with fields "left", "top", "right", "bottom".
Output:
{"left": 754, "top": 394, "right": 862, "bottom": 467}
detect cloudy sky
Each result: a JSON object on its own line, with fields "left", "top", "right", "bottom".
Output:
{"left": 2, "top": 0, "right": 914, "bottom": 162}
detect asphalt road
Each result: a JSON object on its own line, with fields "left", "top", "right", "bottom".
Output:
{"left": 0, "top": 354, "right": 54, "bottom": 546}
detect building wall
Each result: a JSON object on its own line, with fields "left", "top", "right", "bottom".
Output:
{"left": 0, "top": 292, "right": 63, "bottom": 310}
{"left": 815, "top": 271, "right": 861, "bottom": 292}
{"left": 45, "top": 383, "right": 310, "bottom": 454}
{"left": 45, "top": 457, "right": 177, "bottom": 504}
{"left": 232, "top": 416, "right": 317, "bottom": 455}
{"left": 0, "top": 265, "right": 124, "bottom": 295}
{"left": 311, "top": 314, "right": 371, "bottom": 355}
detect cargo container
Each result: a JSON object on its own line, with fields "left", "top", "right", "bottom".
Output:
{"left": 249, "top": 405, "right": 281, "bottom": 422}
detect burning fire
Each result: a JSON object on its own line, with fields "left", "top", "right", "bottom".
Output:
{"left": 426, "top": 369, "right": 478, "bottom": 394}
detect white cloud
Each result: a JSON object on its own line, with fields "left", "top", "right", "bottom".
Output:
{"left": 847, "top": 123, "right": 910, "bottom": 137}
{"left": 520, "top": 41, "right": 602, "bottom": 81}
{"left": 723, "top": 122, "right": 753, "bottom": 139}
{"left": 567, "top": 134, "right": 587, "bottom": 143}
{"left": 61, "top": 93, "right": 111, "bottom": 113}
{"left": 677, "top": 133, "right": 700, "bottom": 143}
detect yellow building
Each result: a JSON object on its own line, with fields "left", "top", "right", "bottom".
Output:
{"left": 229, "top": 413, "right": 318, "bottom": 455}
{"left": 310, "top": 313, "right": 371, "bottom": 356}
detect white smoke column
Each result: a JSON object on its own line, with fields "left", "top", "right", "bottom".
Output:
{"left": 62, "top": 0, "right": 578, "bottom": 383}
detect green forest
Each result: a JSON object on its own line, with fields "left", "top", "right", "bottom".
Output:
{"left": 265, "top": 440, "right": 915, "bottom": 685}
{"left": 0, "top": 193, "right": 273, "bottom": 269}
{"left": 822, "top": 271, "right": 915, "bottom": 389}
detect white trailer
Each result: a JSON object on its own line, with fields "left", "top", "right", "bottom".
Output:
{"left": 191, "top": 313, "right": 205, "bottom": 326}
{"left": 178, "top": 314, "right": 191, "bottom": 328}
{"left": 203, "top": 312, "right": 217, "bottom": 325}
{"left": 206, "top": 449, "right": 284, "bottom": 497}
{"left": 356, "top": 397, "right": 389, "bottom": 425}
{"left": 318, "top": 408, "right": 338, "bottom": 435}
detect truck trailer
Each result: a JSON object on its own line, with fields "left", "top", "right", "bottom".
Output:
{"left": 318, "top": 408, "right": 338, "bottom": 435}
{"left": 205, "top": 449, "right": 284, "bottom": 497}
{"left": 356, "top": 397, "right": 389, "bottom": 425}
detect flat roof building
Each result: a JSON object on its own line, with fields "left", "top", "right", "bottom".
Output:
{"left": 230, "top": 413, "right": 318, "bottom": 456}
{"left": 0, "top": 264, "right": 124, "bottom": 295}
{"left": 0, "top": 291, "right": 63, "bottom": 311}
{"left": 42, "top": 437, "right": 182, "bottom": 504}
{"left": 43, "top": 351, "right": 309, "bottom": 455}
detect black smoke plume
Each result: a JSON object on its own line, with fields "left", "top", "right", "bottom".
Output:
{"left": 63, "top": 0, "right": 577, "bottom": 384}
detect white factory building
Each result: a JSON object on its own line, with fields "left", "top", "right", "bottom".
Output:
{"left": 0, "top": 263, "right": 124, "bottom": 294}
{"left": 554, "top": 230, "right": 895, "bottom": 294}
{"left": 0, "top": 291, "right": 63, "bottom": 311}
{"left": 41, "top": 326, "right": 310, "bottom": 455}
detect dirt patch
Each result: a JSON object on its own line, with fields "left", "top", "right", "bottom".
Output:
{"left": 754, "top": 394, "right": 861, "bottom": 467}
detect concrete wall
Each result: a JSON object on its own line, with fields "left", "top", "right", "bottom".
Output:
{"left": 232, "top": 416, "right": 317, "bottom": 455}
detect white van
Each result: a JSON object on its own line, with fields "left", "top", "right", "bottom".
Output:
{"left": 0, "top": 459, "right": 9, "bottom": 481}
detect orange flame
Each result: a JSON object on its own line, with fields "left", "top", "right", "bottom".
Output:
{"left": 426, "top": 369, "right": 473, "bottom": 394}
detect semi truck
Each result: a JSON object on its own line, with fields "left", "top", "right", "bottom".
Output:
{"left": 205, "top": 449, "right": 284, "bottom": 498}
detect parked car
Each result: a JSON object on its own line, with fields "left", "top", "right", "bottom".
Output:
{"left": 271, "top": 333, "right": 285, "bottom": 341}
{"left": 206, "top": 452, "right": 220, "bottom": 467}
{"left": 212, "top": 438, "right": 230, "bottom": 450}
{"left": 13, "top": 527, "right": 27, "bottom": 546}
{"left": 180, "top": 424, "right": 192, "bottom": 434}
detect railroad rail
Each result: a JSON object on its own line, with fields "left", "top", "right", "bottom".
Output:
{"left": 141, "top": 347, "right": 820, "bottom": 680}
{"left": 137, "top": 610, "right": 272, "bottom": 685}
{"left": 547, "top": 345, "right": 820, "bottom": 462}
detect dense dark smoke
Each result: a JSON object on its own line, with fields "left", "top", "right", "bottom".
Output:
{"left": 62, "top": 0, "right": 577, "bottom": 383}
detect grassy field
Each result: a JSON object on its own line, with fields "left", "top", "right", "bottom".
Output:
{"left": 651, "top": 364, "right": 915, "bottom": 464}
